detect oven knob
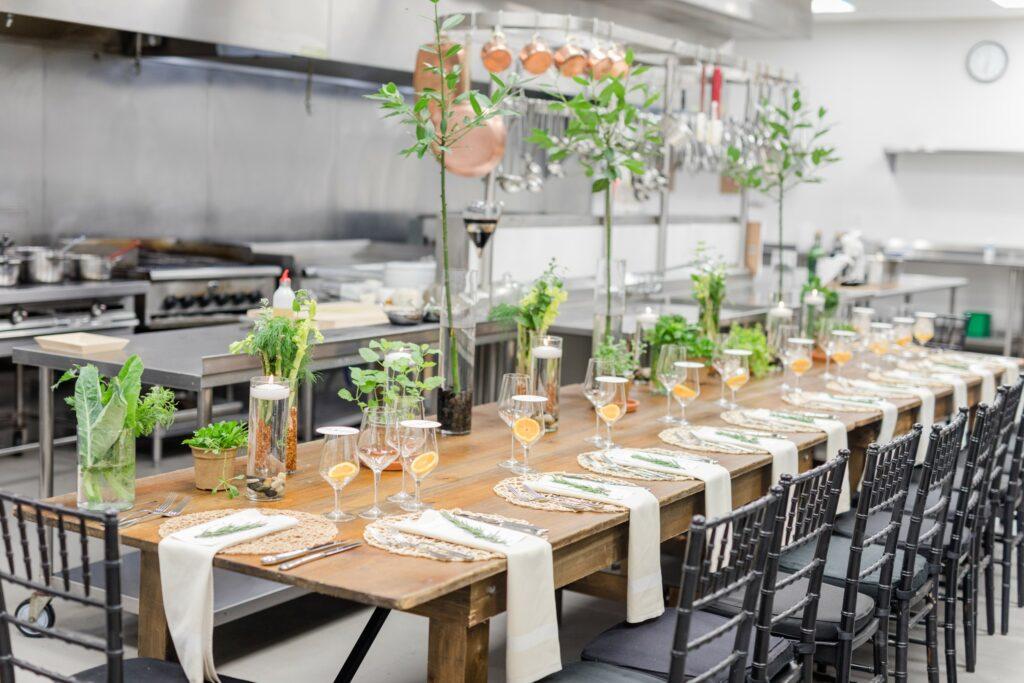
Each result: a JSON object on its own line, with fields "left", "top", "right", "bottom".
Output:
{"left": 229, "top": 292, "right": 245, "bottom": 305}
{"left": 163, "top": 295, "right": 178, "bottom": 310}
{"left": 90, "top": 303, "right": 107, "bottom": 318}
{"left": 213, "top": 293, "right": 229, "bottom": 306}
{"left": 197, "top": 295, "right": 212, "bottom": 308}
{"left": 247, "top": 290, "right": 263, "bottom": 303}
{"left": 179, "top": 295, "right": 197, "bottom": 309}
{"left": 10, "top": 309, "right": 26, "bottom": 325}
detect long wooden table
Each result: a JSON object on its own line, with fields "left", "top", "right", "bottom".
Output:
{"left": 45, "top": 360, "right": 1006, "bottom": 681}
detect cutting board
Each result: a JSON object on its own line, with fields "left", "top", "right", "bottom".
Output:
{"left": 246, "top": 302, "right": 389, "bottom": 330}
{"left": 35, "top": 332, "right": 130, "bottom": 354}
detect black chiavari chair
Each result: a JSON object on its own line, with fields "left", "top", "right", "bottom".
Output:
{"left": 926, "top": 314, "right": 971, "bottom": 351}
{"left": 1000, "top": 412, "right": 1024, "bottom": 634}
{"left": 0, "top": 490, "right": 250, "bottom": 683}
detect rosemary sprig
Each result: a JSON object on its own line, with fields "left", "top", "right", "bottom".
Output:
{"left": 715, "top": 429, "right": 760, "bottom": 445}
{"left": 632, "top": 453, "right": 683, "bottom": 469}
{"left": 196, "top": 521, "right": 266, "bottom": 539}
{"left": 769, "top": 411, "right": 816, "bottom": 424}
{"left": 550, "top": 475, "right": 610, "bottom": 497}
{"left": 441, "top": 511, "right": 506, "bottom": 545}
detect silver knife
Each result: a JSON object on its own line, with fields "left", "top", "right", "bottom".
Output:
{"left": 452, "top": 512, "right": 545, "bottom": 535}
{"left": 261, "top": 541, "right": 346, "bottom": 566}
{"left": 278, "top": 541, "right": 362, "bottom": 571}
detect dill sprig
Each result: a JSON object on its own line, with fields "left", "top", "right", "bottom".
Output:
{"left": 632, "top": 453, "right": 683, "bottom": 469}
{"left": 716, "top": 429, "right": 760, "bottom": 445}
{"left": 550, "top": 475, "right": 610, "bottom": 496}
{"left": 196, "top": 521, "right": 266, "bottom": 539}
{"left": 441, "top": 512, "right": 506, "bottom": 545}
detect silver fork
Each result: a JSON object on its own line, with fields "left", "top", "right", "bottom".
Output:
{"left": 120, "top": 495, "right": 191, "bottom": 528}
{"left": 118, "top": 494, "right": 175, "bottom": 527}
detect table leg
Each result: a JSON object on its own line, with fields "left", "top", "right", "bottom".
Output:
{"left": 1005, "top": 269, "right": 1019, "bottom": 357}
{"left": 138, "top": 549, "right": 172, "bottom": 660}
{"left": 197, "top": 388, "right": 214, "bottom": 429}
{"left": 428, "top": 617, "right": 489, "bottom": 683}
{"left": 38, "top": 367, "right": 53, "bottom": 499}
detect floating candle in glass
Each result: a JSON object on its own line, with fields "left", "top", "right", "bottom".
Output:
{"left": 247, "top": 376, "right": 292, "bottom": 502}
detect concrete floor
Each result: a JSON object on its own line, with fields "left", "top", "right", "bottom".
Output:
{"left": 4, "top": 444, "right": 1024, "bottom": 681}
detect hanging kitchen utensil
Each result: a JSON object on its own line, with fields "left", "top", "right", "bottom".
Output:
{"left": 606, "top": 43, "right": 629, "bottom": 78}
{"left": 480, "top": 30, "right": 513, "bottom": 73}
{"left": 436, "top": 103, "right": 506, "bottom": 178}
{"left": 519, "top": 33, "right": 553, "bottom": 74}
{"left": 555, "top": 35, "right": 587, "bottom": 78}
{"left": 588, "top": 42, "right": 613, "bottom": 80}
{"left": 412, "top": 39, "right": 469, "bottom": 113}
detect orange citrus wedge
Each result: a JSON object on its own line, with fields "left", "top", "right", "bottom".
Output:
{"left": 411, "top": 451, "right": 439, "bottom": 477}
{"left": 895, "top": 335, "right": 912, "bottom": 347}
{"left": 832, "top": 350, "right": 853, "bottom": 365}
{"left": 328, "top": 462, "right": 358, "bottom": 481}
{"left": 512, "top": 417, "right": 542, "bottom": 444}
{"left": 726, "top": 373, "right": 748, "bottom": 390}
{"left": 790, "top": 357, "right": 812, "bottom": 374}
{"left": 598, "top": 404, "right": 622, "bottom": 422}
{"left": 672, "top": 384, "right": 698, "bottom": 400}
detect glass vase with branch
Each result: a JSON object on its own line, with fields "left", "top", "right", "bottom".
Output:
{"left": 724, "top": 88, "right": 838, "bottom": 304}
{"left": 527, "top": 52, "right": 663, "bottom": 349}
{"left": 367, "top": 0, "right": 524, "bottom": 434}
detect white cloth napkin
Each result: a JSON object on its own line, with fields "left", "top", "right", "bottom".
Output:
{"left": 876, "top": 399, "right": 897, "bottom": 444}
{"left": 392, "top": 510, "right": 561, "bottom": 683}
{"left": 687, "top": 425, "right": 799, "bottom": 485}
{"left": 159, "top": 510, "right": 298, "bottom": 683}
{"left": 526, "top": 475, "right": 664, "bottom": 623}
{"left": 807, "top": 417, "right": 851, "bottom": 513}
{"left": 905, "top": 386, "right": 935, "bottom": 465}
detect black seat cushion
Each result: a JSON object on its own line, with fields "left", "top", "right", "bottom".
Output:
{"left": 832, "top": 505, "right": 969, "bottom": 550}
{"left": 543, "top": 660, "right": 666, "bottom": 682}
{"left": 704, "top": 573, "right": 875, "bottom": 642}
{"left": 778, "top": 537, "right": 930, "bottom": 599}
{"left": 76, "top": 658, "right": 253, "bottom": 683}
{"left": 580, "top": 609, "right": 793, "bottom": 681}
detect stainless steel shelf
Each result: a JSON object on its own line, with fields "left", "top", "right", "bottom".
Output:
{"left": 883, "top": 147, "right": 1024, "bottom": 172}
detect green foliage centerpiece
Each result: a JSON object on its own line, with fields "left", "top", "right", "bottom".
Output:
{"left": 691, "top": 243, "right": 727, "bottom": 341}
{"left": 338, "top": 339, "right": 443, "bottom": 410}
{"left": 489, "top": 259, "right": 568, "bottom": 374}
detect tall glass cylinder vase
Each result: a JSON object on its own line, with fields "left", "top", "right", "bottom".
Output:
{"left": 438, "top": 269, "right": 478, "bottom": 436}
{"left": 246, "top": 376, "right": 292, "bottom": 501}
{"left": 530, "top": 334, "right": 562, "bottom": 432}
{"left": 78, "top": 427, "right": 136, "bottom": 511}
{"left": 593, "top": 258, "right": 627, "bottom": 353}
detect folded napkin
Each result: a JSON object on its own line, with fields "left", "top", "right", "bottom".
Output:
{"left": 688, "top": 426, "right": 798, "bottom": 484}
{"left": 526, "top": 475, "right": 664, "bottom": 623}
{"left": 761, "top": 410, "right": 851, "bottom": 513}
{"left": 969, "top": 364, "right": 997, "bottom": 404}
{"left": 159, "top": 510, "right": 298, "bottom": 683}
{"left": 392, "top": 510, "right": 561, "bottom": 683}
{"left": 905, "top": 386, "right": 935, "bottom": 464}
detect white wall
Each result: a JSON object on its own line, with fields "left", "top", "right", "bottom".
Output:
{"left": 736, "top": 18, "right": 1024, "bottom": 251}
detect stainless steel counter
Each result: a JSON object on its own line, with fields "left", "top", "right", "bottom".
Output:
{"left": 0, "top": 279, "right": 149, "bottom": 306}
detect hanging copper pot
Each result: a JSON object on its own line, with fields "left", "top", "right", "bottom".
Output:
{"left": 480, "top": 31, "right": 513, "bottom": 73}
{"left": 588, "top": 43, "right": 613, "bottom": 80}
{"left": 555, "top": 37, "right": 587, "bottom": 77}
{"left": 412, "top": 39, "right": 470, "bottom": 113}
{"left": 607, "top": 43, "right": 629, "bottom": 78}
{"left": 433, "top": 103, "right": 507, "bottom": 178}
{"left": 519, "top": 33, "right": 554, "bottom": 74}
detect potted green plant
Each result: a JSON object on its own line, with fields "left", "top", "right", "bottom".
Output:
{"left": 488, "top": 259, "right": 568, "bottom": 374}
{"left": 338, "top": 339, "right": 443, "bottom": 410}
{"left": 229, "top": 289, "right": 322, "bottom": 472}
{"left": 368, "top": 0, "right": 523, "bottom": 435}
{"left": 691, "top": 243, "right": 727, "bottom": 342}
{"left": 722, "top": 324, "right": 773, "bottom": 379}
{"left": 725, "top": 89, "right": 838, "bottom": 304}
{"left": 54, "top": 355, "right": 177, "bottom": 511}
{"left": 183, "top": 420, "right": 248, "bottom": 492}
{"left": 528, "top": 56, "right": 663, "bottom": 349}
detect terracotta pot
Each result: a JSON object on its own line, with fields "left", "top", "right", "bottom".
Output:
{"left": 555, "top": 38, "right": 588, "bottom": 78}
{"left": 191, "top": 447, "right": 238, "bottom": 491}
{"left": 519, "top": 34, "right": 554, "bottom": 74}
{"left": 480, "top": 31, "right": 513, "bottom": 73}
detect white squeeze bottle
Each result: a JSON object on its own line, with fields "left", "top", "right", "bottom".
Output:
{"left": 272, "top": 269, "right": 295, "bottom": 316}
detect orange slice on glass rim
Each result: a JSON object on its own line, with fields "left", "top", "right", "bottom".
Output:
{"left": 411, "top": 451, "right": 439, "bottom": 476}
{"left": 513, "top": 417, "right": 542, "bottom": 443}
{"left": 598, "top": 404, "right": 622, "bottom": 422}
{"left": 328, "top": 462, "right": 358, "bottom": 481}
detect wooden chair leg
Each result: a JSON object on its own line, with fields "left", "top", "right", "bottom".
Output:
{"left": 944, "top": 563, "right": 959, "bottom": 683}
{"left": 926, "top": 588, "right": 940, "bottom": 683}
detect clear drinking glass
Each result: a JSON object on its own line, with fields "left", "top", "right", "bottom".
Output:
{"left": 530, "top": 335, "right": 562, "bottom": 432}
{"left": 722, "top": 350, "right": 750, "bottom": 408}
{"left": 869, "top": 322, "right": 893, "bottom": 372}
{"left": 785, "top": 338, "right": 814, "bottom": 393}
{"left": 317, "top": 426, "right": 360, "bottom": 522}
{"left": 498, "top": 373, "right": 532, "bottom": 468}
{"left": 596, "top": 375, "right": 628, "bottom": 449}
{"left": 357, "top": 407, "right": 399, "bottom": 520}
{"left": 399, "top": 420, "right": 440, "bottom": 512}
{"left": 387, "top": 396, "right": 426, "bottom": 504}
{"left": 817, "top": 318, "right": 836, "bottom": 380}
{"left": 892, "top": 317, "right": 914, "bottom": 357}
{"left": 655, "top": 343, "right": 686, "bottom": 423}
{"left": 583, "top": 358, "right": 614, "bottom": 446}
{"left": 913, "top": 311, "right": 936, "bottom": 355}
{"left": 830, "top": 330, "right": 856, "bottom": 379}
{"left": 671, "top": 361, "right": 703, "bottom": 424}
{"left": 511, "top": 394, "right": 547, "bottom": 474}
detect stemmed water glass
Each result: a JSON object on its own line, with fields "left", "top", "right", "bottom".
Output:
{"left": 387, "top": 396, "right": 425, "bottom": 504}
{"left": 830, "top": 330, "right": 856, "bottom": 379}
{"left": 583, "top": 358, "right": 614, "bottom": 446}
{"left": 892, "top": 317, "right": 914, "bottom": 358}
{"left": 722, "top": 350, "right": 750, "bottom": 408}
{"left": 655, "top": 344, "right": 686, "bottom": 423}
{"left": 317, "top": 426, "right": 360, "bottom": 522}
{"left": 711, "top": 334, "right": 731, "bottom": 408}
{"left": 816, "top": 318, "right": 836, "bottom": 380}
{"left": 497, "top": 373, "right": 532, "bottom": 468}
{"left": 671, "top": 361, "right": 703, "bottom": 424}
{"left": 914, "top": 311, "right": 936, "bottom": 355}
{"left": 597, "top": 375, "right": 628, "bottom": 449}
{"left": 852, "top": 306, "right": 875, "bottom": 369}
{"left": 398, "top": 419, "right": 440, "bottom": 512}
{"left": 511, "top": 394, "right": 547, "bottom": 474}
{"left": 356, "top": 407, "right": 399, "bottom": 520}
{"left": 785, "top": 337, "right": 814, "bottom": 394}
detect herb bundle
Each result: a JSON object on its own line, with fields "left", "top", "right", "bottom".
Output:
{"left": 441, "top": 511, "right": 505, "bottom": 545}
{"left": 196, "top": 521, "right": 266, "bottom": 539}
{"left": 691, "top": 243, "right": 727, "bottom": 341}
{"left": 550, "top": 475, "right": 610, "bottom": 497}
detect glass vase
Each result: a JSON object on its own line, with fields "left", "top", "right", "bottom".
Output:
{"left": 530, "top": 334, "right": 562, "bottom": 432}
{"left": 246, "top": 376, "right": 292, "bottom": 501}
{"left": 593, "top": 258, "right": 627, "bottom": 353}
{"left": 438, "top": 269, "right": 477, "bottom": 436}
{"left": 286, "top": 384, "right": 299, "bottom": 473}
{"left": 77, "top": 427, "right": 135, "bottom": 511}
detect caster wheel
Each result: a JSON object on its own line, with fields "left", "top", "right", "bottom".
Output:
{"left": 14, "top": 598, "right": 55, "bottom": 638}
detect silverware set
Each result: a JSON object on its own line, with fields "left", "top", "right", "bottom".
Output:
{"left": 388, "top": 530, "right": 476, "bottom": 561}
{"left": 589, "top": 452, "right": 674, "bottom": 481}
{"left": 119, "top": 494, "right": 191, "bottom": 528}
{"left": 512, "top": 484, "right": 609, "bottom": 512}
{"left": 276, "top": 541, "right": 362, "bottom": 572}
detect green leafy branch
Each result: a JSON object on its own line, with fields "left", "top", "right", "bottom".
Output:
{"left": 338, "top": 339, "right": 443, "bottom": 410}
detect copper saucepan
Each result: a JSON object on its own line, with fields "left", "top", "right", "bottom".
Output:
{"left": 434, "top": 103, "right": 507, "bottom": 178}
{"left": 480, "top": 30, "right": 513, "bottom": 73}
{"left": 555, "top": 36, "right": 588, "bottom": 78}
{"left": 588, "top": 43, "right": 613, "bottom": 80}
{"left": 607, "top": 43, "right": 629, "bottom": 78}
{"left": 412, "top": 39, "right": 469, "bottom": 111}
{"left": 519, "top": 33, "right": 554, "bottom": 74}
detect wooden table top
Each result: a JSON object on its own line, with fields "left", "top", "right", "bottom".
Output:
{"left": 45, "top": 359, "right": 1005, "bottom": 612}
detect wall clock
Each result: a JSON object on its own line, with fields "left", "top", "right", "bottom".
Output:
{"left": 966, "top": 40, "right": 1008, "bottom": 83}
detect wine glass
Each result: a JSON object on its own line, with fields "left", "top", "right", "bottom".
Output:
{"left": 654, "top": 344, "right": 686, "bottom": 424}
{"left": 892, "top": 317, "right": 914, "bottom": 358}
{"left": 317, "top": 426, "right": 360, "bottom": 522}
{"left": 387, "top": 396, "right": 426, "bottom": 504}
{"left": 497, "top": 373, "right": 532, "bottom": 468}
{"left": 830, "top": 329, "right": 856, "bottom": 379}
{"left": 596, "top": 375, "right": 628, "bottom": 449}
{"left": 785, "top": 337, "right": 814, "bottom": 394}
{"left": 399, "top": 420, "right": 440, "bottom": 512}
{"left": 868, "top": 322, "right": 893, "bottom": 372}
{"left": 722, "top": 350, "right": 750, "bottom": 408}
{"left": 852, "top": 306, "right": 875, "bottom": 369}
{"left": 816, "top": 318, "right": 836, "bottom": 380}
{"left": 511, "top": 394, "right": 547, "bottom": 474}
{"left": 671, "top": 361, "right": 703, "bottom": 424}
{"left": 357, "top": 407, "right": 399, "bottom": 520}
{"left": 583, "top": 358, "right": 614, "bottom": 446}
{"left": 914, "top": 311, "right": 936, "bottom": 355}
{"left": 711, "top": 334, "right": 731, "bottom": 408}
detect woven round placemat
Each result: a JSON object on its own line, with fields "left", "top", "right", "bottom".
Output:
{"left": 719, "top": 410, "right": 820, "bottom": 434}
{"left": 158, "top": 509, "right": 338, "bottom": 555}
{"left": 363, "top": 508, "right": 548, "bottom": 562}
{"left": 658, "top": 426, "right": 770, "bottom": 454}
{"left": 494, "top": 473, "right": 628, "bottom": 513}
{"left": 577, "top": 449, "right": 695, "bottom": 481}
